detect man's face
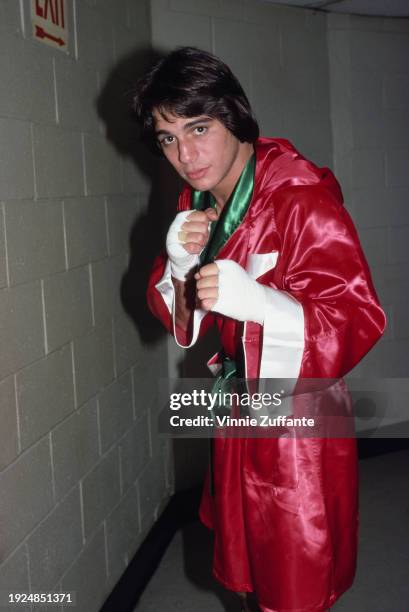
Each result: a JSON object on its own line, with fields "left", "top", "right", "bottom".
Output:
{"left": 153, "top": 109, "right": 242, "bottom": 195}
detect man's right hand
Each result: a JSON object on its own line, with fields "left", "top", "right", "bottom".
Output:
{"left": 166, "top": 208, "right": 217, "bottom": 281}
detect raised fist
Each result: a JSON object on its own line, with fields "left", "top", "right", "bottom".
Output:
{"left": 166, "top": 208, "right": 217, "bottom": 280}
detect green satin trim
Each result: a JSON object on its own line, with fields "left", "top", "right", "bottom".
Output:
{"left": 191, "top": 153, "right": 256, "bottom": 265}
{"left": 192, "top": 156, "right": 256, "bottom": 482}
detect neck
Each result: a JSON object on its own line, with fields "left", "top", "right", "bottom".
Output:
{"left": 211, "top": 142, "right": 254, "bottom": 210}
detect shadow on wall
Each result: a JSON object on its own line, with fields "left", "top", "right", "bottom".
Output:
{"left": 97, "top": 46, "right": 181, "bottom": 346}
{"left": 97, "top": 44, "right": 219, "bottom": 373}
{"left": 97, "top": 46, "right": 213, "bottom": 492}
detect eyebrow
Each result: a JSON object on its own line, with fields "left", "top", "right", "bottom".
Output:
{"left": 155, "top": 117, "right": 212, "bottom": 137}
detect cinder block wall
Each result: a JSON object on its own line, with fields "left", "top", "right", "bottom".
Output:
{"left": 0, "top": 1, "right": 172, "bottom": 610}
{"left": 328, "top": 14, "right": 409, "bottom": 378}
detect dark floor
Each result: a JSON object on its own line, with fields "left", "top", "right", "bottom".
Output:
{"left": 135, "top": 449, "right": 409, "bottom": 611}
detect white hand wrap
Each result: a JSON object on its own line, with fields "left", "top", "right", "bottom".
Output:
{"left": 166, "top": 211, "right": 201, "bottom": 281}
{"left": 212, "top": 259, "right": 269, "bottom": 324}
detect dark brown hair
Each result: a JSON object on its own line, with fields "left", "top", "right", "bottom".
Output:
{"left": 133, "top": 46, "right": 259, "bottom": 155}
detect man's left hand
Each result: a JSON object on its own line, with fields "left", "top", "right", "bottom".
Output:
{"left": 195, "top": 260, "right": 268, "bottom": 324}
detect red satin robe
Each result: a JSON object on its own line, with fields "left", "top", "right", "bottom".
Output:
{"left": 147, "top": 138, "right": 386, "bottom": 611}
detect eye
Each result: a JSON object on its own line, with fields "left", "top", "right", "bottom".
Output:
{"left": 194, "top": 125, "right": 207, "bottom": 135}
{"left": 159, "top": 135, "right": 175, "bottom": 147}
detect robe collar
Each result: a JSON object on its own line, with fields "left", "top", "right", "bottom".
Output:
{"left": 191, "top": 153, "right": 256, "bottom": 265}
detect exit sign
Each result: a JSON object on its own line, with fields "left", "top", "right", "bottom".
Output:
{"left": 32, "top": 0, "right": 68, "bottom": 52}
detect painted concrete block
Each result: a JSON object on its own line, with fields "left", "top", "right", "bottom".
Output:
{"left": 98, "top": 371, "right": 134, "bottom": 454}
{"left": 0, "top": 33, "right": 55, "bottom": 124}
{"left": 151, "top": 6, "right": 212, "bottom": 51}
{"left": 0, "top": 546, "right": 30, "bottom": 612}
{"left": 5, "top": 199, "right": 65, "bottom": 286}
{"left": 0, "top": 375, "right": 18, "bottom": 471}
{"left": 27, "top": 487, "right": 82, "bottom": 591}
{"left": 0, "top": 118, "right": 34, "bottom": 200}
{"left": 16, "top": 344, "right": 75, "bottom": 450}
{"left": 387, "top": 188, "right": 409, "bottom": 226}
{"left": 359, "top": 227, "right": 388, "bottom": 268}
{"left": 121, "top": 157, "right": 152, "bottom": 196}
{"left": 64, "top": 196, "right": 108, "bottom": 267}
{"left": 137, "top": 454, "right": 169, "bottom": 534}
{"left": 388, "top": 225, "right": 409, "bottom": 265}
{"left": 105, "top": 483, "right": 140, "bottom": 582}
{"left": 75, "top": 1, "right": 114, "bottom": 69}
{"left": 213, "top": 18, "right": 252, "bottom": 96}
{"left": 106, "top": 195, "right": 138, "bottom": 256}
{"left": 0, "top": 34, "right": 30, "bottom": 119}
{"left": 43, "top": 267, "right": 93, "bottom": 352}
{"left": 90, "top": 253, "right": 126, "bottom": 325}
{"left": 24, "top": 38, "right": 57, "bottom": 124}
{"left": 52, "top": 398, "right": 99, "bottom": 501}
{"left": 0, "top": 281, "right": 44, "bottom": 380}
{"left": 0, "top": 0, "right": 22, "bottom": 34}
{"left": 383, "top": 73, "right": 409, "bottom": 109}
{"left": 60, "top": 527, "right": 107, "bottom": 612}
{"left": 0, "top": 206, "right": 7, "bottom": 288}
{"left": 72, "top": 324, "right": 115, "bottom": 407}
{"left": 119, "top": 413, "right": 151, "bottom": 491}
{"left": 54, "top": 54, "right": 100, "bottom": 132}
{"left": 351, "top": 149, "right": 385, "bottom": 189}
{"left": 33, "top": 124, "right": 84, "bottom": 198}
{"left": 0, "top": 438, "right": 53, "bottom": 563}
{"left": 349, "top": 188, "right": 390, "bottom": 229}
{"left": 83, "top": 133, "right": 122, "bottom": 195}
{"left": 385, "top": 149, "right": 409, "bottom": 188}
{"left": 113, "top": 311, "right": 142, "bottom": 376}
{"left": 81, "top": 447, "right": 120, "bottom": 539}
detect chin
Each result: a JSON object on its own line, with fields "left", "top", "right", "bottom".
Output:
{"left": 186, "top": 177, "right": 214, "bottom": 191}
{"left": 196, "top": 171, "right": 221, "bottom": 190}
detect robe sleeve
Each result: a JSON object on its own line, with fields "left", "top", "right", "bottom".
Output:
{"left": 146, "top": 179, "right": 215, "bottom": 347}
{"left": 270, "top": 185, "right": 386, "bottom": 378}
{"left": 146, "top": 250, "right": 215, "bottom": 347}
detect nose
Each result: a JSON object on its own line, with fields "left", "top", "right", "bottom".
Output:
{"left": 178, "top": 139, "right": 197, "bottom": 165}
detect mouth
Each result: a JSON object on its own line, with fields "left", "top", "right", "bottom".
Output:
{"left": 185, "top": 167, "right": 209, "bottom": 180}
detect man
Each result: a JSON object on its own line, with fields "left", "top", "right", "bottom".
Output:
{"left": 134, "top": 47, "right": 386, "bottom": 612}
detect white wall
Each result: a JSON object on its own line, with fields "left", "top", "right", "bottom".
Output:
{"left": 0, "top": 2, "right": 172, "bottom": 610}
{"left": 328, "top": 13, "right": 409, "bottom": 378}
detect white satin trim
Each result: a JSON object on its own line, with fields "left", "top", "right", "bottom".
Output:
{"left": 259, "top": 288, "right": 304, "bottom": 378}
{"left": 246, "top": 251, "right": 279, "bottom": 279}
{"left": 242, "top": 251, "right": 305, "bottom": 379}
{"left": 154, "top": 258, "right": 207, "bottom": 348}
{"left": 206, "top": 351, "right": 223, "bottom": 376}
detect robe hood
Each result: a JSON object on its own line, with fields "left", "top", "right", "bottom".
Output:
{"left": 253, "top": 137, "right": 344, "bottom": 205}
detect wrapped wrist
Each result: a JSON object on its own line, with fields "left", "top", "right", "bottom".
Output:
{"left": 166, "top": 210, "right": 200, "bottom": 280}
{"left": 211, "top": 259, "right": 267, "bottom": 323}
{"left": 170, "top": 255, "right": 200, "bottom": 281}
